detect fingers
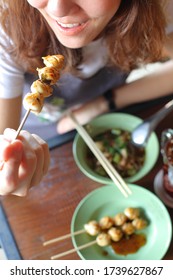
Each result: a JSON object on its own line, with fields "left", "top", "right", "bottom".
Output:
{"left": 57, "top": 116, "right": 75, "bottom": 134}
{"left": 18, "top": 130, "right": 50, "bottom": 188}
{"left": 32, "top": 134, "right": 50, "bottom": 175}
{"left": 0, "top": 129, "right": 50, "bottom": 196}
{"left": 0, "top": 141, "right": 24, "bottom": 195}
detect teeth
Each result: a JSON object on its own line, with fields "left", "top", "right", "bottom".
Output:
{"left": 57, "top": 22, "right": 80, "bottom": 28}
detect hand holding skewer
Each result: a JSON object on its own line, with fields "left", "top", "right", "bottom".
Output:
{"left": 0, "top": 54, "right": 64, "bottom": 174}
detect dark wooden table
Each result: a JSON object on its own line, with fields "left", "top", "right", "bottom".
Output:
{"left": 0, "top": 96, "right": 173, "bottom": 260}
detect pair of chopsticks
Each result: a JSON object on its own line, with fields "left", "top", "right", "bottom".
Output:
{"left": 69, "top": 112, "right": 132, "bottom": 198}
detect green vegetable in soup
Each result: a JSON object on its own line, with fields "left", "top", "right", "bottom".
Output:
{"left": 86, "top": 128, "right": 145, "bottom": 179}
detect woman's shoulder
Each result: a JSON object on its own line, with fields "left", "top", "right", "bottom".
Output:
{"left": 0, "top": 26, "right": 25, "bottom": 70}
{"left": 0, "top": 28, "right": 25, "bottom": 99}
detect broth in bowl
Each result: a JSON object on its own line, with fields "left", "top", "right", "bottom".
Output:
{"left": 86, "top": 128, "right": 145, "bottom": 179}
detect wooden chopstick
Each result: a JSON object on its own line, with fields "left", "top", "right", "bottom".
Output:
{"left": 43, "top": 228, "right": 86, "bottom": 246}
{"left": 51, "top": 240, "right": 96, "bottom": 260}
{"left": 69, "top": 112, "right": 132, "bottom": 197}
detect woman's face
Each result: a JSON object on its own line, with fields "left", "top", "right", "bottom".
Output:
{"left": 27, "top": 0, "right": 121, "bottom": 48}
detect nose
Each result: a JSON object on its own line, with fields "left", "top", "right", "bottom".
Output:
{"left": 47, "top": 0, "right": 79, "bottom": 17}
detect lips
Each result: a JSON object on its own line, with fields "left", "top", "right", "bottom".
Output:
{"left": 57, "top": 22, "right": 82, "bottom": 28}
{"left": 55, "top": 20, "right": 89, "bottom": 36}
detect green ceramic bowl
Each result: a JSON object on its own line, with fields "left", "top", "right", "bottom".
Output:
{"left": 73, "top": 113, "right": 159, "bottom": 184}
{"left": 71, "top": 184, "right": 172, "bottom": 260}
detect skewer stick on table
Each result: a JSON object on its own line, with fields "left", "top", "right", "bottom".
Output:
{"left": 51, "top": 240, "right": 97, "bottom": 260}
{"left": 43, "top": 229, "right": 86, "bottom": 246}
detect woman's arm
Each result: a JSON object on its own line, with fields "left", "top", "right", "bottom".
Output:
{"left": 115, "top": 59, "right": 173, "bottom": 108}
{"left": 57, "top": 59, "right": 173, "bottom": 134}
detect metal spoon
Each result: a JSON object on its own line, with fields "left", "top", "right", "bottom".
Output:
{"left": 131, "top": 99, "right": 173, "bottom": 147}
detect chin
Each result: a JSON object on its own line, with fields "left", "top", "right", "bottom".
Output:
{"left": 58, "top": 40, "right": 87, "bottom": 49}
{"left": 55, "top": 34, "right": 93, "bottom": 49}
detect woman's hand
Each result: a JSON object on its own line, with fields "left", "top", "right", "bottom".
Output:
{"left": 57, "top": 96, "right": 109, "bottom": 134}
{"left": 0, "top": 128, "right": 50, "bottom": 196}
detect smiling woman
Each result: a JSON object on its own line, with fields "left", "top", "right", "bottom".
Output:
{"left": 0, "top": 0, "right": 172, "bottom": 196}
{"left": 0, "top": 0, "right": 166, "bottom": 72}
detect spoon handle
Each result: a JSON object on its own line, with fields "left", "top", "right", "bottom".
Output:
{"left": 131, "top": 99, "right": 173, "bottom": 146}
{"left": 146, "top": 99, "right": 173, "bottom": 129}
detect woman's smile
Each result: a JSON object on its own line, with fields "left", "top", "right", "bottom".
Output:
{"left": 55, "top": 19, "right": 89, "bottom": 36}
{"left": 27, "top": 0, "right": 121, "bottom": 48}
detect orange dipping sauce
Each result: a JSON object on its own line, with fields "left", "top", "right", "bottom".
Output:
{"left": 111, "top": 233, "right": 146, "bottom": 255}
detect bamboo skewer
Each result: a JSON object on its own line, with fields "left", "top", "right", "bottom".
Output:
{"left": 0, "top": 109, "right": 31, "bottom": 171}
{"left": 51, "top": 240, "right": 97, "bottom": 260}
{"left": 14, "top": 109, "right": 31, "bottom": 140}
{"left": 69, "top": 112, "right": 132, "bottom": 197}
{"left": 43, "top": 228, "right": 86, "bottom": 246}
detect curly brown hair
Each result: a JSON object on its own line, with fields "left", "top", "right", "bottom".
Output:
{"left": 0, "top": 0, "right": 167, "bottom": 73}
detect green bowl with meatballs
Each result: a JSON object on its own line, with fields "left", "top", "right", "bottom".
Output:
{"left": 73, "top": 113, "right": 159, "bottom": 183}
{"left": 71, "top": 184, "right": 172, "bottom": 260}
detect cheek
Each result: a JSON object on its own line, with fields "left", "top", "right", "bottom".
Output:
{"left": 85, "top": 0, "right": 121, "bottom": 17}
{"left": 27, "top": 0, "right": 47, "bottom": 9}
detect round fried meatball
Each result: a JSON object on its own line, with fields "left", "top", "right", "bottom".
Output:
{"left": 96, "top": 233, "right": 111, "bottom": 247}
{"left": 84, "top": 220, "right": 100, "bottom": 236}
{"left": 114, "top": 212, "right": 127, "bottom": 226}
{"left": 99, "top": 216, "right": 114, "bottom": 230}
{"left": 132, "top": 218, "right": 147, "bottom": 230}
{"left": 124, "top": 207, "right": 140, "bottom": 220}
{"left": 108, "top": 227, "right": 123, "bottom": 242}
{"left": 122, "top": 222, "right": 135, "bottom": 235}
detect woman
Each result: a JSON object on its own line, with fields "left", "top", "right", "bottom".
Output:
{"left": 0, "top": 0, "right": 172, "bottom": 196}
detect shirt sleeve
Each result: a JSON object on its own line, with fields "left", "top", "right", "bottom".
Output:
{"left": 0, "top": 29, "right": 25, "bottom": 99}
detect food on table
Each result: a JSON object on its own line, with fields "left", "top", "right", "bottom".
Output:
{"left": 121, "top": 222, "right": 135, "bottom": 235}
{"left": 99, "top": 216, "right": 114, "bottom": 229}
{"left": 96, "top": 232, "right": 111, "bottom": 247}
{"left": 111, "top": 232, "right": 147, "bottom": 255}
{"left": 132, "top": 217, "right": 148, "bottom": 230}
{"left": 23, "top": 54, "right": 64, "bottom": 114}
{"left": 124, "top": 207, "right": 140, "bottom": 220}
{"left": 86, "top": 128, "right": 145, "bottom": 178}
{"left": 114, "top": 212, "right": 127, "bottom": 226}
{"left": 84, "top": 220, "right": 101, "bottom": 236}
{"left": 84, "top": 207, "right": 148, "bottom": 255}
{"left": 108, "top": 227, "right": 123, "bottom": 242}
